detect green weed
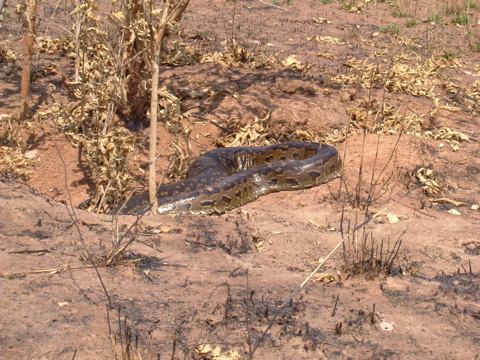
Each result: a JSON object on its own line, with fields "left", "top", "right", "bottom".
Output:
{"left": 442, "top": 50, "right": 455, "bottom": 60}
{"left": 428, "top": 13, "right": 441, "bottom": 23}
{"left": 340, "top": 0, "right": 355, "bottom": 10}
{"left": 406, "top": 19, "right": 417, "bottom": 27}
{"left": 468, "top": 1, "right": 479, "bottom": 8}
{"left": 1, "top": 7, "right": 11, "bottom": 20}
{"left": 392, "top": 9, "right": 410, "bottom": 18}
{"left": 451, "top": 13, "right": 471, "bottom": 25}
{"left": 379, "top": 24, "right": 402, "bottom": 34}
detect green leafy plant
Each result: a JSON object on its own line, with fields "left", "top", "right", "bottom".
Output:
{"left": 1, "top": 7, "right": 11, "bottom": 20}
{"left": 428, "top": 13, "right": 441, "bottom": 23}
{"left": 340, "top": 0, "right": 355, "bottom": 10}
{"left": 392, "top": 9, "right": 409, "bottom": 18}
{"left": 451, "top": 13, "right": 471, "bottom": 25}
{"left": 442, "top": 50, "right": 455, "bottom": 60}
{"left": 379, "top": 24, "right": 402, "bottom": 34}
{"left": 468, "top": 1, "right": 479, "bottom": 9}
{"left": 406, "top": 19, "right": 417, "bottom": 27}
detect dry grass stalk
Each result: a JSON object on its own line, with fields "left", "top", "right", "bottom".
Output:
{"left": 110, "top": 311, "right": 156, "bottom": 360}
{"left": 341, "top": 222, "right": 404, "bottom": 280}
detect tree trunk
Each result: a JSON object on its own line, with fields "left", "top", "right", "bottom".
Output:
{"left": 148, "top": 57, "right": 160, "bottom": 214}
{"left": 0, "top": 0, "right": 7, "bottom": 16}
{"left": 19, "top": 0, "right": 37, "bottom": 120}
{"left": 148, "top": 0, "right": 190, "bottom": 214}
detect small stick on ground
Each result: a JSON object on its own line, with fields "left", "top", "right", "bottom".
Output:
{"left": 331, "top": 294, "right": 340, "bottom": 317}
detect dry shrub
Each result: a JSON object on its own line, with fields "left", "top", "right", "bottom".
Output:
{"left": 80, "top": 128, "right": 136, "bottom": 212}
{"left": 164, "top": 117, "right": 193, "bottom": 181}
{"left": 110, "top": 313, "right": 157, "bottom": 360}
{"left": 32, "top": 0, "right": 195, "bottom": 211}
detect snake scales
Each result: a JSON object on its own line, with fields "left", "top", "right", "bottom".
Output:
{"left": 113, "top": 142, "right": 343, "bottom": 215}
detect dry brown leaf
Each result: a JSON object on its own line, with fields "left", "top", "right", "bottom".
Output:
{"left": 196, "top": 345, "right": 242, "bottom": 360}
{"left": 317, "top": 52, "right": 335, "bottom": 59}
{"left": 308, "top": 35, "right": 344, "bottom": 44}
{"left": 216, "top": 109, "right": 272, "bottom": 147}
{"left": 416, "top": 168, "right": 442, "bottom": 195}
{"left": 282, "top": 55, "right": 312, "bottom": 71}
{"left": 315, "top": 273, "right": 336, "bottom": 283}
{"left": 312, "top": 17, "right": 331, "bottom": 24}
{"left": 432, "top": 198, "right": 466, "bottom": 206}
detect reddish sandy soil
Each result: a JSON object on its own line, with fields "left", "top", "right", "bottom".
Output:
{"left": 1, "top": 0, "right": 480, "bottom": 359}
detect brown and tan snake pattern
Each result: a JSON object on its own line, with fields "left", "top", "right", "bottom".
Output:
{"left": 113, "top": 142, "right": 343, "bottom": 215}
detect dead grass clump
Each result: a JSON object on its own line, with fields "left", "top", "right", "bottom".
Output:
{"left": 202, "top": 38, "right": 279, "bottom": 69}
{"left": 216, "top": 108, "right": 331, "bottom": 149}
{"left": 0, "top": 115, "right": 35, "bottom": 180}
{"left": 216, "top": 109, "right": 272, "bottom": 147}
{"left": 347, "top": 99, "right": 425, "bottom": 135}
{"left": 0, "top": 146, "right": 35, "bottom": 180}
{"left": 37, "top": 35, "right": 74, "bottom": 55}
{"left": 0, "top": 114, "right": 22, "bottom": 146}
{"left": 0, "top": 48, "right": 19, "bottom": 74}
{"left": 110, "top": 313, "right": 158, "bottom": 360}
{"left": 341, "top": 225, "right": 404, "bottom": 280}
{"left": 339, "top": 0, "right": 367, "bottom": 13}
{"left": 161, "top": 39, "right": 203, "bottom": 66}
{"left": 333, "top": 55, "right": 448, "bottom": 97}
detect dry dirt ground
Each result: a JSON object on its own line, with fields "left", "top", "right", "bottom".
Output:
{"left": 1, "top": 0, "right": 480, "bottom": 359}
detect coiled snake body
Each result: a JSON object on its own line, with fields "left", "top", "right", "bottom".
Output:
{"left": 114, "top": 142, "right": 342, "bottom": 215}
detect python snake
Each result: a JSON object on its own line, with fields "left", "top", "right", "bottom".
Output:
{"left": 113, "top": 142, "right": 343, "bottom": 215}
